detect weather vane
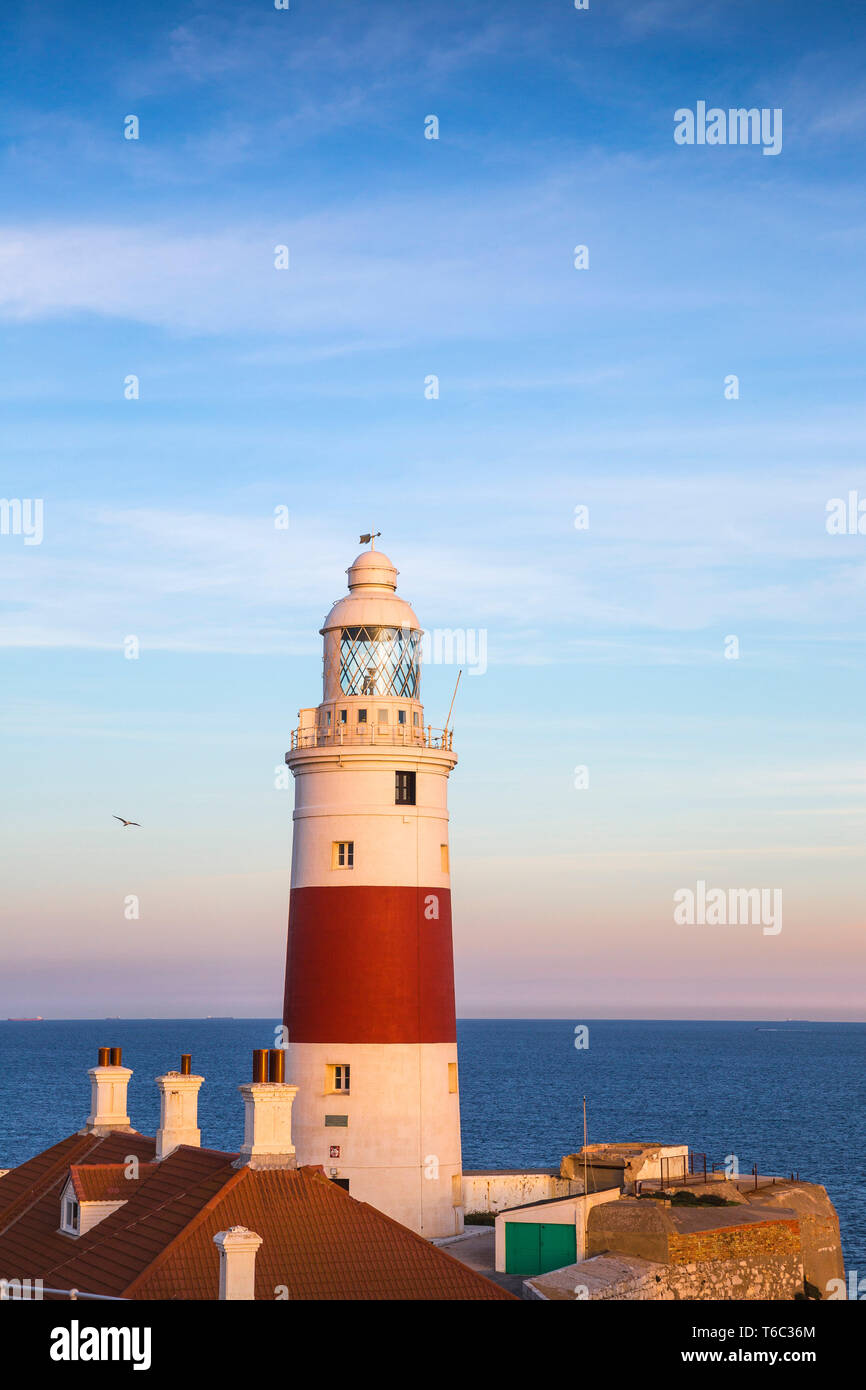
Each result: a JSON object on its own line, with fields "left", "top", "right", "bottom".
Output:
{"left": 359, "top": 530, "right": 381, "bottom": 549}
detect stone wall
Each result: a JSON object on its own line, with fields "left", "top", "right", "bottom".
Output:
{"left": 668, "top": 1217, "right": 800, "bottom": 1264}
{"left": 525, "top": 1251, "right": 804, "bottom": 1301}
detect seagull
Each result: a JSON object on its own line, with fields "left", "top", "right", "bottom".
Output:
{"left": 113, "top": 816, "right": 141, "bottom": 828}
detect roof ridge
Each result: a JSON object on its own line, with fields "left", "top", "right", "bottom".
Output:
{"left": 122, "top": 1163, "right": 247, "bottom": 1298}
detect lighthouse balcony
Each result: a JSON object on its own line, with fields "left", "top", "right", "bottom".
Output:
{"left": 289, "top": 723, "right": 454, "bottom": 752}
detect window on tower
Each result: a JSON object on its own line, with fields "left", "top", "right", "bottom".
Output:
{"left": 395, "top": 771, "right": 416, "bottom": 805}
{"left": 332, "top": 841, "right": 354, "bottom": 869}
{"left": 357, "top": 708, "right": 367, "bottom": 723}
{"left": 398, "top": 709, "right": 407, "bottom": 725}
{"left": 338, "top": 709, "right": 347, "bottom": 724}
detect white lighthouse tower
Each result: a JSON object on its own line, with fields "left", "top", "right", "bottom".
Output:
{"left": 282, "top": 540, "right": 464, "bottom": 1238}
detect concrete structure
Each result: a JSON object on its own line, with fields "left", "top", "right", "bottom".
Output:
{"left": 520, "top": 1173, "right": 844, "bottom": 1301}
{"left": 561, "top": 1142, "right": 690, "bottom": 1192}
{"left": 282, "top": 543, "right": 462, "bottom": 1238}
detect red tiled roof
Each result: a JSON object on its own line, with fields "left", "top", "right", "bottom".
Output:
{"left": 0, "top": 1135, "right": 514, "bottom": 1301}
{"left": 0, "top": 1131, "right": 155, "bottom": 1237}
{"left": 68, "top": 1163, "right": 157, "bottom": 1203}
{"left": 32, "top": 1146, "right": 238, "bottom": 1298}
{"left": 0, "top": 1130, "right": 157, "bottom": 1292}
{"left": 128, "top": 1165, "right": 514, "bottom": 1301}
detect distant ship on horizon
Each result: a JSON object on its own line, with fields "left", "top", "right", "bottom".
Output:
{"left": 7, "top": 1016, "right": 43, "bottom": 1022}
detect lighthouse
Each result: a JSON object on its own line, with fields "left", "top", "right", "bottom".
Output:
{"left": 282, "top": 541, "right": 464, "bottom": 1237}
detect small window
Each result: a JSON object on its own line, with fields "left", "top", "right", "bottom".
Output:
{"left": 326, "top": 710, "right": 332, "bottom": 726}
{"left": 413, "top": 711, "right": 420, "bottom": 727}
{"left": 331, "top": 1177, "right": 350, "bottom": 1191}
{"left": 441, "top": 844, "right": 449, "bottom": 873}
{"left": 395, "top": 771, "right": 416, "bottom": 805}
{"left": 333, "top": 1063, "right": 350, "bottom": 1092}
{"left": 377, "top": 709, "right": 388, "bottom": 724}
{"left": 63, "top": 1196, "right": 80, "bottom": 1234}
{"left": 332, "top": 841, "right": 354, "bottom": 869}
{"left": 398, "top": 709, "right": 407, "bottom": 725}
{"left": 357, "top": 708, "right": 367, "bottom": 724}
{"left": 448, "top": 1062, "right": 458, "bottom": 1093}
{"left": 338, "top": 709, "right": 347, "bottom": 724}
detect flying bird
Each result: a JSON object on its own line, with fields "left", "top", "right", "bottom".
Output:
{"left": 113, "top": 816, "right": 141, "bottom": 827}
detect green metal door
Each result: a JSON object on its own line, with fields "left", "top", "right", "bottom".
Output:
{"left": 505, "top": 1222, "right": 577, "bottom": 1276}
{"left": 540, "top": 1222, "right": 576, "bottom": 1272}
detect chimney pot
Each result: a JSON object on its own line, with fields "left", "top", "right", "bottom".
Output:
{"left": 252, "top": 1049, "right": 268, "bottom": 1083}
{"left": 97, "top": 1046, "right": 110, "bottom": 1066}
{"left": 180, "top": 1054, "right": 191, "bottom": 1076}
{"left": 109, "top": 1046, "right": 122, "bottom": 1067}
{"left": 268, "top": 1049, "right": 285, "bottom": 1083}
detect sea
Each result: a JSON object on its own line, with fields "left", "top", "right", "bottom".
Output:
{"left": 0, "top": 1018, "right": 862, "bottom": 1275}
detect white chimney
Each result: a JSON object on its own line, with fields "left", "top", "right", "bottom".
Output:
{"left": 234, "top": 1049, "right": 298, "bottom": 1170}
{"left": 213, "top": 1227, "right": 263, "bottom": 1301}
{"left": 155, "top": 1054, "right": 204, "bottom": 1160}
{"left": 83, "top": 1047, "right": 132, "bottom": 1135}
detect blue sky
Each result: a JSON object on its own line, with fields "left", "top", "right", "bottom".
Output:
{"left": 1, "top": 0, "right": 865, "bottom": 1018}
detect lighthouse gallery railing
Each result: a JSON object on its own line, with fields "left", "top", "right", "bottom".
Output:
{"left": 289, "top": 724, "right": 454, "bottom": 751}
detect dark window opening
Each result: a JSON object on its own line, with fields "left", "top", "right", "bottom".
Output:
{"left": 395, "top": 771, "right": 416, "bottom": 805}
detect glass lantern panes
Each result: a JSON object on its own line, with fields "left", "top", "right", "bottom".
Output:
{"left": 340, "top": 626, "right": 420, "bottom": 698}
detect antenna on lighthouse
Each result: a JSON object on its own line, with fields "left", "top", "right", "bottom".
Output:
{"left": 444, "top": 669, "right": 462, "bottom": 731}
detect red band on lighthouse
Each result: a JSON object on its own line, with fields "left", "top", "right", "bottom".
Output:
{"left": 284, "top": 885, "right": 456, "bottom": 1044}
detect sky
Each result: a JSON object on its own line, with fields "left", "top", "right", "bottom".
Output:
{"left": 1, "top": 0, "right": 865, "bottom": 1019}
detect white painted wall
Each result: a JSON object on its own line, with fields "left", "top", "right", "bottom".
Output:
{"left": 462, "top": 1172, "right": 580, "bottom": 1215}
{"left": 287, "top": 747, "right": 455, "bottom": 890}
{"left": 289, "top": 1040, "right": 462, "bottom": 1238}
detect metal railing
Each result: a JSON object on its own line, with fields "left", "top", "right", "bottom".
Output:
{"left": 0, "top": 1281, "right": 128, "bottom": 1301}
{"left": 289, "top": 724, "right": 454, "bottom": 752}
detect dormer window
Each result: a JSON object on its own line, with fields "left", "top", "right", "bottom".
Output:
{"left": 59, "top": 1164, "right": 143, "bottom": 1238}
{"left": 61, "top": 1193, "right": 80, "bottom": 1236}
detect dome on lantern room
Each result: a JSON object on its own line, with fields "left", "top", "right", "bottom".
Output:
{"left": 320, "top": 547, "right": 420, "bottom": 634}
{"left": 346, "top": 549, "right": 399, "bottom": 591}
